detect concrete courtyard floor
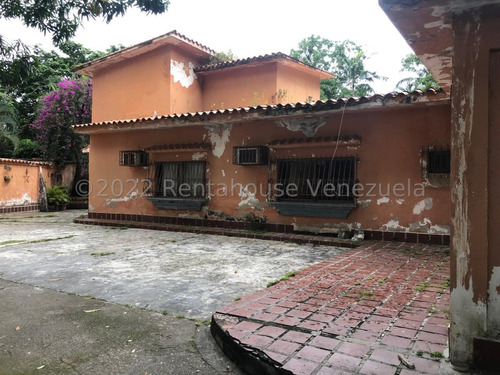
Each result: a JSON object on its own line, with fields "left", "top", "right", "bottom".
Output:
{"left": 0, "top": 210, "right": 347, "bottom": 374}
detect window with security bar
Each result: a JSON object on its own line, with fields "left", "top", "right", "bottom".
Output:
{"left": 274, "top": 156, "right": 357, "bottom": 202}
{"left": 427, "top": 148, "right": 450, "bottom": 174}
{"left": 153, "top": 161, "right": 206, "bottom": 198}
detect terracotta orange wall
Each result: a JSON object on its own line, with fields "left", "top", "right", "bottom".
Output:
{"left": 200, "top": 64, "right": 278, "bottom": 110}
{"left": 169, "top": 48, "right": 204, "bottom": 114}
{"left": 276, "top": 64, "right": 321, "bottom": 103}
{"left": 0, "top": 160, "right": 53, "bottom": 207}
{"left": 92, "top": 47, "right": 172, "bottom": 122}
{"left": 87, "top": 102, "right": 451, "bottom": 233}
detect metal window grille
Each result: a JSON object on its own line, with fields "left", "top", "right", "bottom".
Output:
{"left": 274, "top": 156, "right": 356, "bottom": 202}
{"left": 153, "top": 161, "right": 206, "bottom": 198}
{"left": 119, "top": 150, "right": 148, "bottom": 167}
{"left": 426, "top": 147, "right": 450, "bottom": 174}
{"left": 233, "top": 146, "right": 268, "bottom": 165}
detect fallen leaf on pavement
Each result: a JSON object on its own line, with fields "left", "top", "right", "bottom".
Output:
{"left": 47, "top": 278, "right": 61, "bottom": 281}
{"left": 15, "top": 326, "right": 21, "bottom": 331}
{"left": 83, "top": 309, "right": 101, "bottom": 313}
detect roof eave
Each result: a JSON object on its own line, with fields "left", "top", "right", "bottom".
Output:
{"left": 74, "top": 30, "right": 216, "bottom": 77}
{"left": 73, "top": 90, "right": 449, "bottom": 135}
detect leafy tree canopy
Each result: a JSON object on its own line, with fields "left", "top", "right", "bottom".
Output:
{"left": 0, "top": 42, "right": 121, "bottom": 139}
{"left": 31, "top": 78, "right": 91, "bottom": 188}
{"left": 209, "top": 49, "right": 237, "bottom": 65}
{"left": 290, "top": 35, "right": 386, "bottom": 99}
{"left": 0, "top": 0, "right": 169, "bottom": 51}
{"left": 396, "top": 53, "right": 440, "bottom": 92}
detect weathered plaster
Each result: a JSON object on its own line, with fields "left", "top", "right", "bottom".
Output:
{"left": 396, "top": 199, "right": 405, "bottom": 205}
{"left": 0, "top": 193, "right": 34, "bottom": 207}
{"left": 377, "top": 197, "right": 389, "bottom": 205}
{"left": 429, "top": 224, "right": 450, "bottom": 234}
{"left": 276, "top": 116, "right": 328, "bottom": 137}
{"left": 487, "top": 267, "right": 500, "bottom": 336}
{"left": 450, "top": 280, "right": 487, "bottom": 367}
{"left": 206, "top": 124, "right": 232, "bottom": 158}
{"left": 382, "top": 218, "right": 407, "bottom": 232}
{"left": 238, "top": 186, "right": 262, "bottom": 209}
{"left": 413, "top": 197, "right": 433, "bottom": 214}
{"left": 105, "top": 192, "right": 138, "bottom": 207}
{"left": 358, "top": 199, "right": 371, "bottom": 209}
{"left": 192, "top": 152, "right": 206, "bottom": 161}
{"left": 170, "top": 60, "right": 196, "bottom": 88}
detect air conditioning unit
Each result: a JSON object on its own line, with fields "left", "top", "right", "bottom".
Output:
{"left": 119, "top": 150, "right": 149, "bottom": 167}
{"left": 233, "top": 146, "right": 268, "bottom": 165}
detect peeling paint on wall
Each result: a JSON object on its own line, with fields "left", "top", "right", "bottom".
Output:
{"left": 450, "top": 280, "right": 487, "bottom": 366}
{"left": 413, "top": 197, "right": 433, "bottom": 214}
{"left": 0, "top": 193, "right": 34, "bottom": 207}
{"left": 276, "top": 116, "right": 329, "bottom": 137}
{"left": 171, "top": 60, "right": 197, "bottom": 88}
{"left": 377, "top": 196, "right": 389, "bottom": 205}
{"left": 238, "top": 185, "right": 262, "bottom": 209}
{"left": 429, "top": 224, "right": 450, "bottom": 234}
{"left": 358, "top": 199, "right": 371, "bottom": 209}
{"left": 205, "top": 124, "right": 232, "bottom": 158}
{"left": 382, "top": 218, "right": 407, "bottom": 232}
{"left": 105, "top": 191, "right": 138, "bottom": 208}
{"left": 488, "top": 267, "right": 500, "bottom": 335}
{"left": 396, "top": 199, "right": 405, "bottom": 205}
{"left": 192, "top": 152, "right": 206, "bottom": 161}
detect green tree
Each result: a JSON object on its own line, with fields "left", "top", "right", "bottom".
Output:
{"left": 0, "top": 90, "right": 18, "bottom": 157}
{"left": 31, "top": 78, "right": 91, "bottom": 191}
{"left": 209, "top": 49, "right": 237, "bottom": 65}
{"left": 0, "top": 42, "right": 113, "bottom": 139}
{"left": 291, "top": 36, "right": 386, "bottom": 99}
{"left": 396, "top": 54, "right": 440, "bottom": 92}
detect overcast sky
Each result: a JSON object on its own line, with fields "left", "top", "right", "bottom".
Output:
{"left": 0, "top": 0, "right": 415, "bottom": 94}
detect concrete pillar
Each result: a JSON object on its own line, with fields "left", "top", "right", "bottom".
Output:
{"left": 450, "top": 4, "right": 500, "bottom": 370}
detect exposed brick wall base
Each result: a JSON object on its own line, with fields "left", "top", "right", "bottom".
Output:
{"left": 0, "top": 204, "right": 39, "bottom": 214}
{"left": 79, "top": 212, "right": 450, "bottom": 246}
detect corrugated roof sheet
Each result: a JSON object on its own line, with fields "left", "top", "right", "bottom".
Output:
{"left": 73, "top": 88, "right": 448, "bottom": 133}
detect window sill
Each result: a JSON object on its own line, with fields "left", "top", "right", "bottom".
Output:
{"left": 147, "top": 197, "right": 208, "bottom": 211}
{"left": 269, "top": 201, "right": 357, "bottom": 218}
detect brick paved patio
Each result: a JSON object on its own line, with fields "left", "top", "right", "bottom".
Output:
{"left": 212, "top": 241, "right": 450, "bottom": 375}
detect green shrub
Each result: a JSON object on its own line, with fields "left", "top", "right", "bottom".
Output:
{"left": 46, "top": 185, "right": 71, "bottom": 206}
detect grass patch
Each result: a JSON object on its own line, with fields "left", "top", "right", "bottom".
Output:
{"left": 266, "top": 280, "right": 280, "bottom": 288}
{"left": 173, "top": 314, "right": 185, "bottom": 319}
{"left": 162, "top": 310, "right": 168, "bottom": 315}
{"left": 431, "top": 351, "right": 444, "bottom": 358}
{"left": 0, "top": 240, "right": 25, "bottom": 245}
{"left": 91, "top": 252, "right": 115, "bottom": 257}
{"left": 361, "top": 291, "right": 373, "bottom": 297}
{"left": 234, "top": 296, "right": 241, "bottom": 301}
{"left": 27, "top": 235, "right": 75, "bottom": 244}
{"left": 416, "top": 282, "right": 428, "bottom": 292}
{"left": 266, "top": 270, "right": 299, "bottom": 288}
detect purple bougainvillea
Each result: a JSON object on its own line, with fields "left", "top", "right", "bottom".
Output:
{"left": 31, "top": 78, "right": 91, "bottom": 167}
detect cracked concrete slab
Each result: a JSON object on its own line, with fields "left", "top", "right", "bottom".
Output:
{"left": 0, "top": 210, "right": 348, "bottom": 320}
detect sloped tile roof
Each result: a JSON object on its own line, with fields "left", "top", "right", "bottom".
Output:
{"left": 74, "top": 30, "right": 216, "bottom": 77}
{"left": 72, "top": 88, "right": 448, "bottom": 133}
{"left": 195, "top": 52, "right": 332, "bottom": 79}
{"left": 0, "top": 158, "right": 53, "bottom": 167}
